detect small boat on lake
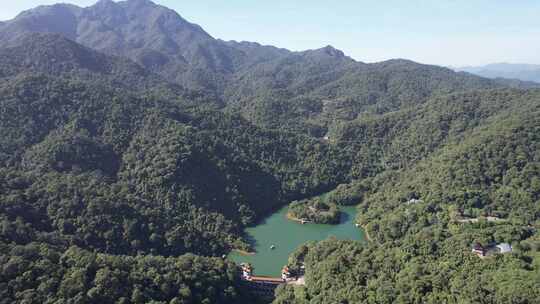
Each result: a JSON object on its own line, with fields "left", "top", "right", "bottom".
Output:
{"left": 270, "top": 245, "right": 276, "bottom": 250}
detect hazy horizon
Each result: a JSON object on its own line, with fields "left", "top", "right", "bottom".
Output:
{"left": 2, "top": 0, "right": 539, "bottom": 67}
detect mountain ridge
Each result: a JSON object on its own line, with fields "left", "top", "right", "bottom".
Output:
{"left": 2, "top": 0, "right": 526, "bottom": 107}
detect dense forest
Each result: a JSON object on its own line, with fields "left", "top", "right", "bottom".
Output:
{"left": 0, "top": 0, "right": 539, "bottom": 303}
{"left": 1, "top": 244, "right": 244, "bottom": 304}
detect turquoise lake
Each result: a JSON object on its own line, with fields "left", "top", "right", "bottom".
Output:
{"left": 228, "top": 205, "right": 365, "bottom": 277}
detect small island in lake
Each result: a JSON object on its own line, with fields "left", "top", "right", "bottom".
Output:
{"left": 288, "top": 198, "right": 340, "bottom": 224}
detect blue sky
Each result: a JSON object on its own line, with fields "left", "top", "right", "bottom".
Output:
{"left": 2, "top": 0, "right": 539, "bottom": 66}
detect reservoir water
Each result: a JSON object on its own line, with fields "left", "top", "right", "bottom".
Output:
{"left": 228, "top": 205, "right": 365, "bottom": 277}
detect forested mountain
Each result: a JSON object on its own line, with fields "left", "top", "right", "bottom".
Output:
{"left": 0, "top": 28, "right": 352, "bottom": 302}
{"left": 0, "top": 57, "right": 349, "bottom": 302}
{"left": 275, "top": 90, "right": 540, "bottom": 304}
{"left": 223, "top": 56, "right": 506, "bottom": 134}
{"left": 0, "top": 0, "right": 276, "bottom": 92}
{"left": 0, "top": 0, "right": 539, "bottom": 303}
{"left": 456, "top": 63, "right": 540, "bottom": 83}
{"left": 0, "top": 32, "right": 192, "bottom": 98}
{"left": 2, "top": 0, "right": 534, "bottom": 135}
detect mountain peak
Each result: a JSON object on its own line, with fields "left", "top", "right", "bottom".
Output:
{"left": 302, "top": 45, "right": 347, "bottom": 60}
{"left": 94, "top": 0, "right": 117, "bottom": 8}
{"left": 321, "top": 45, "right": 345, "bottom": 57}
{"left": 125, "top": 0, "right": 154, "bottom": 3}
{"left": 120, "top": 0, "right": 157, "bottom": 8}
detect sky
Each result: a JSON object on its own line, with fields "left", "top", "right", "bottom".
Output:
{"left": 1, "top": 0, "right": 539, "bottom": 67}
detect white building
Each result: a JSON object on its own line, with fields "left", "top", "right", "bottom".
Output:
{"left": 407, "top": 198, "right": 422, "bottom": 205}
{"left": 496, "top": 243, "right": 512, "bottom": 254}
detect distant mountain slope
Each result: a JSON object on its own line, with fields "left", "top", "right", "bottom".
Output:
{"left": 0, "top": 32, "right": 225, "bottom": 107}
{"left": 224, "top": 55, "right": 503, "bottom": 134}
{"left": 0, "top": 0, "right": 279, "bottom": 91}
{"left": 0, "top": 32, "right": 169, "bottom": 91}
{"left": 456, "top": 63, "right": 540, "bottom": 83}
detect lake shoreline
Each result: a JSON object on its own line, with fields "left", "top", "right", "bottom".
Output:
{"left": 286, "top": 212, "right": 311, "bottom": 224}
{"left": 232, "top": 249, "right": 256, "bottom": 256}
{"left": 361, "top": 224, "right": 373, "bottom": 242}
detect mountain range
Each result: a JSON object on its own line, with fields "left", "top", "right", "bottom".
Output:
{"left": 0, "top": 1, "right": 539, "bottom": 303}
{"left": 2, "top": 0, "right": 538, "bottom": 135}
{"left": 456, "top": 63, "right": 540, "bottom": 83}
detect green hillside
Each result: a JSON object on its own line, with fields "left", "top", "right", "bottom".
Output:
{"left": 274, "top": 90, "right": 540, "bottom": 304}
{"left": 0, "top": 1, "right": 538, "bottom": 303}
